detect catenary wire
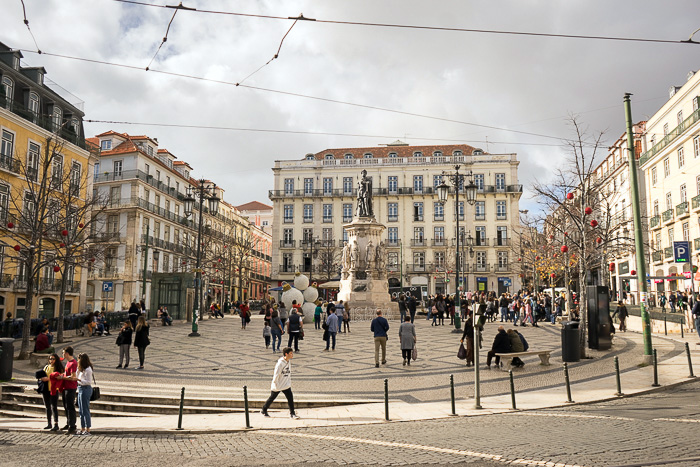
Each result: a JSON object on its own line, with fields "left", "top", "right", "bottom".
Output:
{"left": 107, "top": 0, "right": 700, "bottom": 46}
{"left": 18, "top": 0, "right": 41, "bottom": 53}
{"left": 238, "top": 19, "right": 298, "bottom": 85}
{"left": 146, "top": 5, "right": 180, "bottom": 70}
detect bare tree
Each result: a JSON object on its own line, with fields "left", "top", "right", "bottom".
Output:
{"left": 316, "top": 239, "right": 341, "bottom": 283}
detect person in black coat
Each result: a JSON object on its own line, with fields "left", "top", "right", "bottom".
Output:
{"left": 485, "top": 325, "right": 511, "bottom": 368}
{"left": 407, "top": 295, "right": 417, "bottom": 323}
{"left": 133, "top": 316, "right": 150, "bottom": 369}
{"left": 460, "top": 317, "right": 475, "bottom": 366}
{"left": 128, "top": 301, "right": 140, "bottom": 328}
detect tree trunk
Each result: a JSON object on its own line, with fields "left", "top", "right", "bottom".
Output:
{"left": 578, "top": 258, "right": 587, "bottom": 359}
{"left": 56, "top": 269, "right": 68, "bottom": 344}
{"left": 19, "top": 273, "right": 36, "bottom": 360}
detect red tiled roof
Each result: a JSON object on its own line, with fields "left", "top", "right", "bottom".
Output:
{"left": 310, "top": 143, "right": 480, "bottom": 160}
{"left": 95, "top": 130, "right": 128, "bottom": 138}
{"left": 236, "top": 201, "right": 272, "bottom": 211}
{"left": 157, "top": 149, "right": 177, "bottom": 159}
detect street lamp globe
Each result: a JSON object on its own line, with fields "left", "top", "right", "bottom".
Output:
{"left": 183, "top": 193, "right": 195, "bottom": 217}
{"left": 436, "top": 180, "right": 450, "bottom": 205}
{"left": 208, "top": 193, "right": 220, "bottom": 215}
{"left": 465, "top": 180, "right": 478, "bottom": 205}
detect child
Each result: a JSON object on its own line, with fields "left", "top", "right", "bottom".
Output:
{"left": 263, "top": 322, "right": 272, "bottom": 349}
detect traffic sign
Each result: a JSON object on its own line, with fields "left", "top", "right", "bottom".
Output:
{"left": 102, "top": 281, "right": 113, "bottom": 292}
{"left": 673, "top": 241, "right": 690, "bottom": 263}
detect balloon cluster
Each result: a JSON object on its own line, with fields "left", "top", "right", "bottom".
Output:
{"left": 281, "top": 272, "right": 319, "bottom": 318}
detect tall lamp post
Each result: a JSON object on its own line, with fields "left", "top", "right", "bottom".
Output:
{"left": 437, "top": 165, "right": 477, "bottom": 331}
{"left": 183, "top": 181, "right": 220, "bottom": 337}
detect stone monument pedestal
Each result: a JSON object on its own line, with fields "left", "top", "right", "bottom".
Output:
{"left": 338, "top": 216, "right": 399, "bottom": 320}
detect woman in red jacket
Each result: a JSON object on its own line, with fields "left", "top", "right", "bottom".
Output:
{"left": 240, "top": 301, "right": 250, "bottom": 329}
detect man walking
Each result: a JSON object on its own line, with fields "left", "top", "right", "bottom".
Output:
{"left": 334, "top": 300, "right": 345, "bottom": 334}
{"left": 60, "top": 346, "right": 78, "bottom": 434}
{"left": 370, "top": 309, "right": 390, "bottom": 368}
{"left": 260, "top": 347, "right": 299, "bottom": 419}
{"left": 286, "top": 308, "right": 303, "bottom": 352}
{"left": 408, "top": 295, "right": 417, "bottom": 323}
{"left": 325, "top": 309, "right": 338, "bottom": 351}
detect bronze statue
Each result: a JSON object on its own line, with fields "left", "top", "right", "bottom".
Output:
{"left": 356, "top": 169, "right": 373, "bottom": 217}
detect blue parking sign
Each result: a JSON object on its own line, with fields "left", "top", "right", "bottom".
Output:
{"left": 102, "top": 281, "right": 113, "bottom": 292}
{"left": 673, "top": 241, "right": 690, "bottom": 263}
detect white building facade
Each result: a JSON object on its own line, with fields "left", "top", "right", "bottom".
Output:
{"left": 269, "top": 142, "right": 523, "bottom": 298}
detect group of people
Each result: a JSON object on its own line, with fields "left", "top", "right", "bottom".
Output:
{"left": 657, "top": 291, "right": 695, "bottom": 314}
{"left": 36, "top": 346, "right": 95, "bottom": 435}
{"left": 81, "top": 310, "right": 111, "bottom": 337}
{"left": 115, "top": 316, "right": 150, "bottom": 369}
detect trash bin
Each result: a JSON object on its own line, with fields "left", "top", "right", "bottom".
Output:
{"left": 454, "top": 313, "right": 461, "bottom": 330}
{"left": 561, "top": 321, "right": 581, "bottom": 363}
{"left": 0, "top": 337, "right": 14, "bottom": 381}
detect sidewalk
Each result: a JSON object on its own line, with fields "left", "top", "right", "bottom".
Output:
{"left": 1, "top": 330, "right": 697, "bottom": 434}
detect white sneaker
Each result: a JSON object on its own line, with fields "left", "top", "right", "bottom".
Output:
{"left": 290, "top": 413, "right": 300, "bottom": 420}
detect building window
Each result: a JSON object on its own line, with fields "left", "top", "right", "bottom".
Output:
{"left": 456, "top": 201, "right": 464, "bottom": 220}
{"left": 1, "top": 130, "right": 14, "bottom": 162}
{"left": 387, "top": 252, "right": 398, "bottom": 270}
{"left": 0, "top": 184, "right": 9, "bottom": 221}
{"left": 283, "top": 228, "right": 293, "bottom": 245}
{"left": 663, "top": 158, "right": 670, "bottom": 177}
{"left": 52, "top": 106, "right": 62, "bottom": 133}
{"left": 413, "top": 202, "right": 423, "bottom": 221}
{"left": 665, "top": 192, "right": 672, "bottom": 211}
{"left": 651, "top": 167, "right": 657, "bottom": 185}
{"left": 343, "top": 203, "right": 352, "bottom": 222}
{"left": 303, "top": 204, "right": 313, "bottom": 222}
{"left": 343, "top": 177, "right": 353, "bottom": 194}
{"left": 28, "top": 92, "right": 40, "bottom": 121}
{"left": 114, "top": 160, "right": 123, "bottom": 176}
{"left": 680, "top": 184, "right": 687, "bottom": 203}
{"left": 343, "top": 229, "right": 348, "bottom": 243}
{"left": 388, "top": 152, "right": 397, "bottom": 159}
{"left": 414, "top": 227, "right": 424, "bottom": 243}
{"left": 100, "top": 140, "right": 112, "bottom": 151}
{"left": 677, "top": 110, "right": 684, "bottom": 125}
{"left": 473, "top": 174, "right": 484, "bottom": 190}
{"left": 697, "top": 175, "right": 700, "bottom": 195}
{"left": 283, "top": 204, "right": 293, "bottom": 223}
{"left": 678, "top": 147, "right": 685, "bottom": 168}
{"left": 653, "top": 200, "right": 659, "bottom": 217}
{"left": 304, "top": 178, "right": 313, "bottom": 195}
{"left": 322, "top": 204, "right": 332, "bottom": 222}
{"left": 433, "top": 202, "right": 444, "bottom": 221}
{"left": 694, "top": 135, "right": 700, "bottom": 158}
{"left": 388, "top": 227, "right": 398, "bottom": 245}
{"left": 51, "top": 155, "right": 63, "bottom": 187}
{"left": 496, "top": 201, "right": 507, "bottom": 220}
{"left": 413, "top": 251, "right": 425, "bottom": 269}
{"left": 322, "top": 177, "right": 333, "bottom": 195}
{"left": 70, "top": 162, "right": 81, "bottom": 195}
{"left": 496, "top": 226, "right": 508, "bottom": 246}
{"left": 388, "top": 176, "right": 398, "bottom": 193}
{"left": 434, "top": 251, "right": 445, "bottom": 268}
{"left": 668, "top": 228, "right": 674, "bottom": 245}
{"left": 498, "top": 251, "right": 508, "bottom": 268}
{"left": 682, "top": 222, "right": 689, "bottom": 241}
{"left": 27, "top": 142, "right": 39, "bottom": 181}
{"left": 434, "top": 226, "right": 444, "bottom": 244}
{"left": 284, "top": 178, "right": 294, "bottom": 194}
{"left": 476, "top": 251, "right": 486, "bottom": 269}
{"left": 413, "top": 152, "right": 423, "bottom": 158}
{"left": 387, "top": 202, "right": 398, "bottom": 222}
{"left": 475, "top": 226, "right": 486, "bottom": 246}
{"left": 433, "top": 175, "right": 443, "bottom": 188}
{"left": 413, "top": 175, "right": 423, "bottom": 193}
{"left": 495, "top": 173, "right": 506, "bottom": 191}
{"left": 663, "top": 123, "right": 669, "bottom": 136}
{"left": 1, "top": 76, "right": 13, "bottom": 109}
{"left": 475, "top": 201, "right": 485, "bottom": 220}
{"left": 344, "top": 153, "right": 353, "bottom": 160}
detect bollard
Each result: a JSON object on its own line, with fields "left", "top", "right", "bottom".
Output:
{"left": 177, "top": 387, "right": 185, "bottom": 430}
{"left": 563, "top": 362, "right": 574, "bottom": 403}
{"left": 663, "top": 311, "right": 667, "bottom": 336}
{"left": 685, "top": 342, "right": 695, "bottom": 378}
{"left": 652, "top": 349, "right": 660, "bottom": 387}
{"left": 509, "top": 370, "right": 516, "bottom": 410}
{"left": 681, "top": 318, "right": 684, "bottom": 338}
{"left": 243, "top": 385, "right": 251, "bottom": 429}
{"left": 614, "top": 356, "right": 623, "bottom": 396}
{"left": 384, "top": 379, "right": 389, "bottom": 421}
{"left": 450, "top": 374, "right": 456, "bottom": 416}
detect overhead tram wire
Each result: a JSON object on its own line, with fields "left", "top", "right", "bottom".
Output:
{"left": 237, "top": 19, "right": 298, "bottom": 85}
{"left": 83, "top": 118, "right": 579, "bottom": 148}
{"left": 107, "top": 0, "right": 700, "bottom": 46}
{"left": 146, "top": 2, "right": 191, "bottom": 70}
{"left": 18, "top": 0, "right": 41, "bottom": 53}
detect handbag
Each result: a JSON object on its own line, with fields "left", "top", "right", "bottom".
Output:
{"left": 90, "top": 373, "right": 100, "bottom": 401}
{"left": 412, "top": 346, "right": 417, "bottom": 361}
{"left": 322, "top": 330, "right": 329, "bottom": 341}
{"left": 299, "top": 329, "right": 305, "bottom": 340}
{"left": 115, "top": 334, "right": 124, "bottom": 346}
{"left": 457, "top": 343, "right": 467, "bottom": 360}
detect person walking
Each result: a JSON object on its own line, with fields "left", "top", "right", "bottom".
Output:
{"left": 324, "top": 309, "right": 338, "bottom": 351}
{"left": 116, "top": 321, "right": 133, "bottom": 369}
{"left": 278, "top": 302, "right": 288, "bottom": 329}
{"left": 260, "top": 347, "right": 299, "bottom": 419}
{"left": 270, "top": 309, "right": 284, "bottom": 353}
{"left": 128, "top": 300, "right": 140, "bottom": 329}
{"left": 286, "top": 307, "right": 303, "bottom": 352}
{"left": 370, "top": 309, "right": 390, "bottom": 368}
{"left": 334, "top": 300, "right": 345, "bottom": 334}
{"left": 63, "top": 353, "right": 94, "bottom": 435}
{"left": 59, "top": 346, "right": 78, "bottom": 434}
{"left": 408, "top": 295, "right": 417, "bottom": 323}
{"left": 460, "top": 316, "right": 475, "bottom": 366}
{"left": 342, "top": 305, "right": 351, "bottom": 333}
{"left": 398, "top": 294, "right": 407, "bottom": 323}
{"left": 691, "top": 294, "right": 700, "bottom": 344}
{"left": 314, "top": 301, "right": 323, "bottom": 330}
{"left": 612, "top": 300, "right": 628, "bottom": 332}
{"left": 398, "top": 316, "right": 416, "bottom": 366}
{"left": 39, "top": 353, "right": 63, "bottom": 431}
{"left": 240, "top": 301, "right": 250, "bottom": 329}
{"left": 134, "top": 316, "right": 150, "bottom": 369}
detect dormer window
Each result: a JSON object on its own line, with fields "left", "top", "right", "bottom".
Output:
{"left": 324, "top": 154, "right": 334, "bottom": 160}
{"left": 453, "top": 150, "right": 462, "bottom": 157}
{"left": 473, "top": 148, "right": 484, "bottom": 155}
{"left": 433, "top": 151, "right": 442, "bottom": 157}
{"left": 12, "top": 56, "right": 19, "bottom": 70}
{"left": 147, "top": 146, "right": 153, "bottom": 157}
{"left": 305, "top": 154, "right": 315, "bottom": 160}
{"left": 100, "top": 140, "right": 112, "bottom": 151}
{"left": 28, "top": 92, "right": 40, "bottom": 120}
{"left": 388, "top": 152, "right": 397, "bottom": 158}
{"left": 344, "top": 153, "right": 353, "bottom": 159}
{"left": 413, "top": 151, "right": 423, "bottom": 157}
{"left": 364, "top": 153, "right": 373, "bottom": 159}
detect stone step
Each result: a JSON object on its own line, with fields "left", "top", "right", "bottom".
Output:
{"left": 0, "top": 409, "right": 42, "bottom": 418}
{"left": 1, "top": 383, "right": 25, "bottom": 394}
{"left": 0, "top": 401, "right": 153, "bottom": 418}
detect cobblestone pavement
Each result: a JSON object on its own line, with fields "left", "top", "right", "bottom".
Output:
{"left": 13, "top": 314, "right": 684, "bottom": 402}
{"left": 2, "top": 380, "right": 699, "bottom": 466}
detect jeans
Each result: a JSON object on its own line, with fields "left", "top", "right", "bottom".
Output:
{"left": 288, "top": 331, "right": 300, "bottom": 351}
{"left": 62, "top": 388, "right": 76, "bottom": 428}
{"left": 545, "top": 306, "right": 552, "bottom": 322}
{"left": 77, "top": 385, "right": 92, "bottom": 429}
{"left": 326, "top": 331, "right": 336, "bottom": 350}
{"left": 314, "top": 315, "right": 321, "bottom": 329}
{"left": 137, "top": 346, "right": 146, "bottom": 366}
{"left": 552, "top": 307, "right": 560, "bottom": 324}
{"left": 670, "top": 302, "right": 676, "bottom": 313}
{"left": 374, "top": 336, "right": 387, "bottom": 364}
{"left": 42, "top": 392, "right": 58, "bottom": 424}
{"left": 400, "top": 310, "right": 406, "bottom": 323}
{"left": 343, "top": 320, "right": 350, "bottom": 333}
{"left": 500, "top": 306, "right": 507, "bottom": 322}
{"left": 409, "top": 310, "right": 416, "bottom": 323}
{"left": 119, "top": 344, "right": 130, "bottom": 366}
{"left": 261, "top": 388, "right": 295, "bottom": 415}
{"left": 695, "top": 317, "right": 700, "bottom": 339}
{"left": 271, "top": 329, "right": 282, "bottom": 351}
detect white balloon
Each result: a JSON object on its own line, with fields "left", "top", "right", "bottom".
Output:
{"left": 294, "top": 274, "right": 310, "bottom": 291}
{"left": 281, "top": 288, "right": 304, "bottom": 311}
{"left": 302, "top": 302, "right": 316, "bottom": 316}
{"left": 303, "top": 286, "right": 319, "bottom": 303}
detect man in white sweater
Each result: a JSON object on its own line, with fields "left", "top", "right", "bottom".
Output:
{"left": 260, "top": 347, "right": 299, "bottom": 419}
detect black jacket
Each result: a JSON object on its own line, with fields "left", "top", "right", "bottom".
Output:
{"left": 490, "top": 329, "right": 512, "bottom": 353}
{"left": 408, "top": 296, "right": 417, "bottom": 312}
{"left": 118, "top": 327, "right": 133, "bottom": 346}
{"left": 461, "top": 318, "right": 474, "bottom": 341}
{"left": 134, "top": 325, "right": 150, "bottom": 347}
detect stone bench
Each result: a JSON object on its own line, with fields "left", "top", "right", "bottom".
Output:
{"left": 494, "top": 350, "right": 552, "bottom": 367}
{"left": 29, "top": 350, "right": 54, "bottom": 368}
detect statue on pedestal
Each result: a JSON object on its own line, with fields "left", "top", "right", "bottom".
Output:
{"left": 376, "top": 241, "right": 386, "bottom": 274}
{"left": 349, "top": 240, "right": 359, "bottom": 270}
{"left": 365, "top": 239, "right": 375, "bottom": 270}
{"left": 356, "top": 169, "right": 373, "bottom": 218}
{"left": 341, "top": 241, "right": 350, "bottom": 271}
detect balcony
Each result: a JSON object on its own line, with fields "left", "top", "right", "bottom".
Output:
{"left": 387, "top": 215, "right": 398, "bottom": 222}
{"left": 432, "top": 239, "right": 446, "bottom": 247}
{"left": 91, "top": 231, "right": 122, "bottom": 242}
{"left": 322, "top": 216, "right": 333, "bottom": 223}
{"left": 688, "top": 194, "right": 700, "bottom": 212}
{"left": 278, "top": 264, "right": 295, "bottom": 274}
{"left": 454, "top": 214, "right": 465, "bottom": 221}
{"left": 473, "top": 263, "right": 490, "bottom": 273}
{"left": 303, "top": 216, "right": 313, "bottom": 223}
{"left": 410, "top": 239, "right": 426, "bottom": 247}
{"left": 652, "top": 251, "right": 662, "bottom": 263}
{"left": 664, "top": 247, "right": 673, "bottom": 259}
{"left": 386, "top": 238, "right": 400, "bottom": 247}
{"left": 495, "top": 264, "right": 509, "bottom": 272}
{"left": 649, "top": 215, "right": 661, "bottom": 229}
{"left": 283, "top": 217, "right": 293, "bottom": 224}
{"left": 413, "top": 215, "right": 424, "bottom": 222}
{"left": 409, "top": 263, "right": 426, "bottom": 272}
{"left": 0, "top": 274, "right": 13, "bottom": 288}
{"left": 320, "top": 239, "right": 335, "bottom": 247}
{"left": 433, "top": 214, "right": 444, "bottom": 221}
{"left": 639, "top": 107, "right": 700, "bottom": 166}
{"left": 494, "top": 238, "right": 510, "bottom": 247}
{"left": 474, "top": 238, "right": 490, "bottom": 247}
{"left": 279, "top": 240, "right": 296, "bottom": 248}
{"left": 0, "top": 154, "right": 20, "bottom": 173}
{"left": 676, "top": 202, "right": 690, "bottom": 218}
{"left": 343, "top": 216, "right": 353, "bottom": 223}
{"left": 662, "top": 209, "right": 674, "bottom": 224}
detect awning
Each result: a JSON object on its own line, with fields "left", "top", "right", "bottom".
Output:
{"left": 319, "top": 281, "right": 341, "bottom": 289}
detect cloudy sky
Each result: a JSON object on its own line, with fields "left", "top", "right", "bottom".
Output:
{"left": 2, "top": 0, "right": 700, "bottom": 211}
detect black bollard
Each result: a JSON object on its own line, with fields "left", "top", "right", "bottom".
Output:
{"left": 681, "top": 317, "right": 684, "bottom": 338}
{"left": 614, "top": 356, "right": 623, "bottom": 396}
{"left": 450, "top": 374, "right": 456, "bottom": 416}
{"left": 243, "top": 385, "right": 251, "bottom": 428}
{"left": 563, "top": 362, "right": 574, "bottom": 403}
{"left": 384, "top": 379, "right": 389, "bottom": 421}
{"left": 686, "top": 342, "right": 695, "bottom": 378}
{"left": 663, "top": 311, "right": 667, "bottom": 336}
{"left": 509, "top": 370, "right": 516, "bottom": 410}
{"left": 652, "top": 349, "right": 660, "bottom": 387}
{"left": 177, "top": 387, "right": 185, "bottom": 430}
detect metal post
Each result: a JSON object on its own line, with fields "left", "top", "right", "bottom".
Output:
{"left": 624, "top": 94, "right": 652, "bottom": 363}
{"left": 652, "top": 348, "right": 660, "bottom": 387}
{"left": 384, "top": 379, "right": 389, "bottom": 421}
{"left": 177, "top": 387, "right": 185, "bottom": 430}
{"left": 664, "top": 308, "right": 667, "bottom": 335}
{"left": 686, "top": 342, "right": 695, "bottom": 378}
{"left": 141, "top": 223, "right": 149, "bottom": 300}
{"left": 681, "top": 316, "right": 684, "bottom": 338}
{"left": 614, "top": 356, "right": 623, "bottom": 396}
{"left": 450, "top": 374, "right": 456, "bottom": 415}
{"left": 509, "top": 370, "right": 516, "bottom": 410}
{"left": 243, "top": 385, "right": 251, "bottom": 428}
{"left": 474, "top": 323, "right": 482, "bottom": 409}
{"left": 454, "top": 166, "right": 461, "bottom": 322}
{"left": 189, "top": 185, "right": 205, "bottom": 337}
{"left": 563, "top": 362, "right": 574, "bottom": 403}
